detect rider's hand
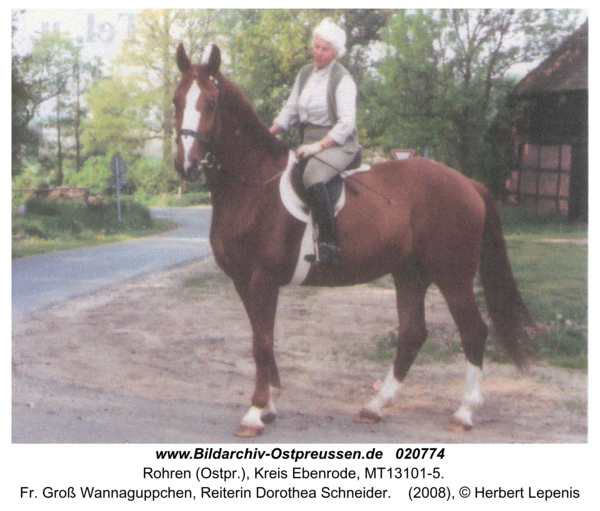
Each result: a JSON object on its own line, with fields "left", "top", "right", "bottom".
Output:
{"left": 269, "top": 124, "right": 282, "bottom": 135}
{"left": 296, "top": 142, "right": 323, "bottom": 160}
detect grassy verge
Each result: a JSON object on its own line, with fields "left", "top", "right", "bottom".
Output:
{"left": 505, "top": 238, "right": 587, "bottom": 369}
{"left": 498, "top": 204, "right": 587, "bottom": 238}
{"left": 12, "top": 197, "right": 176, "bottom": 259}
{"left": 144, "top": 191, "right": 211, "bottom": 208}
{"left": 499, "top": 205, "right": 587, "bottom": 369}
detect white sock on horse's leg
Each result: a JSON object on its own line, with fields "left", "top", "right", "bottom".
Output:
{"left": 240, "top": 406, "right": 264, "bottom": 430}
{"left": 451, "top": 361, "right": 483, "bottom": 428}
{"left": 364, "top": 367, "right": 402, "bottom": 417}
{"left": 240, "top": 386, "right": 279, "bottom": 430}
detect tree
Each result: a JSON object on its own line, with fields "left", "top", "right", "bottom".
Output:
{"left": 81, "top": 74, "right": 147, "bottom": 157}
{"left": 17, "top": 29, "right": 100, "bottom": 184}
{"left": 340, "top": 9, "right": 392, "bottom": 84}
{"left": 224, "top": 9, "right": 389, "bottom": 132}
{"left": 362, "top": 9, "right": 584, "bottom": 187}
{"left": 12, "top": 11, "right": 36, "bottom": 176}
{"left": 106, "top": 9, "right": 219, "bottom": 169}
{"left": 71, "top": 51, "right": 103, "bottom": 173}
{"left": 34, "top": 32, "right": 81, "bottom": 185}
{"left": 223, "top": 9, "right": 332, "bottom": 131}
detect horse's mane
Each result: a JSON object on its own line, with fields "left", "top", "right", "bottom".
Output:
{"left": 217, "top": 73, "right": 289, "bottom": 158}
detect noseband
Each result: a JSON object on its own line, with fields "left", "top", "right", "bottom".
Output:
{"left": 178, "top": 128, "right": 212, "bottom": 147}
{"left": 177, "top": 78, "right": 221, "bottom": 171}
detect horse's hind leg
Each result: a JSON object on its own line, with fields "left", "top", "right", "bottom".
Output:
{"left": 356, "top": 270, "right": 429, "bottom": 423}
{"left": 438, "top": 283, "right": 488, "bottom": 431}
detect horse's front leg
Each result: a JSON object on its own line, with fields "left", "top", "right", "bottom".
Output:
{"left": 233, "top": 270, "right": 281, "bottom": 438}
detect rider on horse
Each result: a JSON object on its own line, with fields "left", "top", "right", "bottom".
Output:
{"left": 270, "top": 19, "right": 360, "bottom": 266}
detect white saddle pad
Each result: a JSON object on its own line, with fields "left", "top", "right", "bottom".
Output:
{"left": 279, "top": 150, "right": 371, "bottom": 223}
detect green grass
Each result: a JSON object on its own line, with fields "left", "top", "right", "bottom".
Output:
{"left": 488, "top": 205, "right": 587, "bottom": 368}
{"left": 498, "top": 204, "right": 587, "bottom": 238}
{"left": 146, "top": 191, "right": 211, "bottom": 208}
{"left": 12, "top": 197, "right": 176, "bottom": 259}
{"left": 366, "top": 331, "right": 398, "bottom": 361}
{"left": 182, "top": 272, "right": 231, "bottom": 291}
{"left": 506, "top": 239, "right": 587, "bottom": 324}
{"left": 366, "top": 330, "right": 462, "bottom": 364}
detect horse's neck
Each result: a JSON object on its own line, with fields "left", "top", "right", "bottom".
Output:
{"left": 215, "top": 82, "right": 287, "bottom": 182}
{"left": 208, "top": 128, "right": 288, "bottom": 239}
{"left": 209, "top": 143, "right": 286, "bottom": 198}
{"left": 216, "top": 133, "right": 270, "bottom": 176}
{"left": 207, "top": 161, "right": 282, "bottom": 248}
{"left": 214, "top": 122, "right": 287, "bottom": 187}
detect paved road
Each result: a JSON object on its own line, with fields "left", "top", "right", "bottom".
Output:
{"left": 12, "top": 207, "right": 212, "bottom": 316}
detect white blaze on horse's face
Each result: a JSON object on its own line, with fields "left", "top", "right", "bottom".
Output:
{"left": 181, "top": 80, "right": 202, "bottom": 173}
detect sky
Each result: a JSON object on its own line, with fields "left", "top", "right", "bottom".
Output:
{"left": 12, "top": 7, "right": 589, "bottom": 77}
{"left": 12, "top": 9, "right": 138, "bottom": 67}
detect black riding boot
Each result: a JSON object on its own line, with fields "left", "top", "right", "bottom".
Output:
{"left": 304, "top": 182, "right": 340, "bottom": 265}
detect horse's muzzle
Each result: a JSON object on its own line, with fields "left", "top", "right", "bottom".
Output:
{"left": 175, "top": 160, "right": 203, "bottom": 182}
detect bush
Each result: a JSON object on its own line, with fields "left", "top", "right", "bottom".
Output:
{"left": 13, "top": 197, "right": 154, "bottom": 240}
{"left": 12, "top": 217, "right": 49, "bottom": 239}
{"left": 129, "top": 157, "right": 172, "bottom": 196}
{"left": 163, "top": 192, "right": 211, "bottom": 207}
{"left": 108, "top": 199, "right": 154, "bottom": 232}
{"left": 63, "top": 155, "right": 112, "bottom": 195}
{"left": 23, "top": 197, "right": 63, "bottom": 216}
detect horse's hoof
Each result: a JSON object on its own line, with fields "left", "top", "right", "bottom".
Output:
{"left": 444, "top": 416, "right": 472, "bottom": 433}
{"left": 354, "top": 408, "right": 381, "bottom": 424}
{"left": 261, "top": 412, "right": 277, "bottom": 425}
{"left": 235, "top": 424, "right": 263, "bottom": 438}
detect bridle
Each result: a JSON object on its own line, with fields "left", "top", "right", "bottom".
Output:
{"left": 176, "top": 77, "right": 221, "bottom": 172}
{"left": 175, "top": 75, "right": 285, "bottom": 188}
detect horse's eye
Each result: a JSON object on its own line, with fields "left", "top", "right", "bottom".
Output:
{"left": 207, "top": 99, "right": 216, "bottom": 113}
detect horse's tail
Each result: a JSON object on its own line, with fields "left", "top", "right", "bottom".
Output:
{"left": 474, "top": 182, "right": 535, "bottom": 368}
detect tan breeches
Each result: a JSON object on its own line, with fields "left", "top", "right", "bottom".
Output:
{"left": 302, "top": 126, "right": 358, "bottom": 188}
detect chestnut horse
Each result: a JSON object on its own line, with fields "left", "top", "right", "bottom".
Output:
{"left": 173, "top": 43, "right": 534, "bottom": 438}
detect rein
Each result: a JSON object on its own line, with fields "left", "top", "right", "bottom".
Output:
{"left": 218, "top": 167, "right": 285, "bottom": 188}
{"left": 311, "top": 154, "right": 396, "bottom": 205}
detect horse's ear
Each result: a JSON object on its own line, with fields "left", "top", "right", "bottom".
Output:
{"left": 202, "top": 43, "right": 221, "bottom": 77}
{"left": 176, "top": 43, "right": 191, "bottom": 73}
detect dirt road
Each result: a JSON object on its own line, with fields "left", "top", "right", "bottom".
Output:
{"left": 12, "top": 257, "right": 587, "bottom": 443}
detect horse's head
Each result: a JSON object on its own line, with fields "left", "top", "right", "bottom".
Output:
{"left": 173, "top": 43, "right": 221, "bottom": 181}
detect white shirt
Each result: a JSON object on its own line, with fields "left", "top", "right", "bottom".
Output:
{"left": 273, "top": 60, "right": 357, "bottom": 146}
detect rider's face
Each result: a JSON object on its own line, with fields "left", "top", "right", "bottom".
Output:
{"left": 312, "top": 35, "right": 337, "bottom": 69}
